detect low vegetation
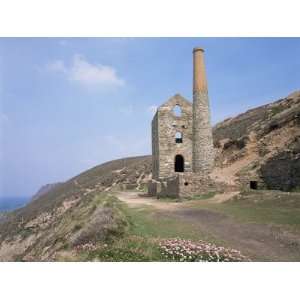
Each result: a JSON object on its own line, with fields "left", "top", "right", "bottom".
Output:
{"left": 201, "top": 190, "right": 300, "bottom": 231}
{"left": 2, "top": 186, "right": 300, "bottom": 261}
{"left": 75, "top": 236, "right": 164, "bottom": 262}
{"left": 159, "top": 238, "right": 248, "bottom": 262}
{"left": 68, "top": 199, "right": 248, "bottom": 262}
{"left": 158, "top": 192, "right": 217, "bottom": 202}
{"left": 70, "top": 194, "right": 129, "bottom": 247}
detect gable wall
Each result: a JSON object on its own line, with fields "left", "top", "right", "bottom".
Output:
{"left": 156, "top": 95, "right": 193, "bottom": 179}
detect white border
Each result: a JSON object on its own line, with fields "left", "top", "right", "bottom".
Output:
{"left": 1, "top": 0, "right": 300, "bottom": 299}
{"left": 0, "top": 262, "right": 300, "bottom": 300}
{"left": 0, "top": 0, "right": 300, "bottom": 36}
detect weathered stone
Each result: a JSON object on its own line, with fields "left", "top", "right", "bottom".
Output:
{"left": 152, "top": 94, "right": 193, "bottom": 180}
{"left": 192, "top": 48, "right": 214, "bottom": 175}
{"left": 193, "top": 90, "right": 215, "bottom": 174}
{"left": 148, "top": 47, "right": 216, "bottom": 198}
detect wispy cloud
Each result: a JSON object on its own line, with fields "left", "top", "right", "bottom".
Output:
{"left": 46, "top": 54, "right": 125, "bottom": 90}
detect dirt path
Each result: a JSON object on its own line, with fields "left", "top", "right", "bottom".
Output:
{"left": 116, "top": 191, "right": 239, "bottom": 208}
{"left": 116, "top": 191, "right": 300, "bottom": 261}
{"left": 115, "top": 191, "right": 182, "bottom": 210}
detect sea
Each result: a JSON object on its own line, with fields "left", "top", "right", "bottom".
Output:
{"left": 0, "top": 197, "right": 30, "bottom": 212}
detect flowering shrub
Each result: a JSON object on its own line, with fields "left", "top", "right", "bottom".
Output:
{"left": 159, "top": 238, "right": 248, "bottom": 262}
{"left": 73, "top": 236, "right": 160, "bottom": 261}
{"left": 74, "top": 242, "right": 98, "bottom": 253}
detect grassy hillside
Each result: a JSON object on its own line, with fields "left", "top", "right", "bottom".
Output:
{"left": 0, "top": 156, "right": 151, "bottom": 240}
{"left": 0, "top": 91, "right": 300, "bottom": 261}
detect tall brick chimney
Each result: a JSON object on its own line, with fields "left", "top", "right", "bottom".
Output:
{"left": 192, "top": 47, "right": 214, "bottom": 174}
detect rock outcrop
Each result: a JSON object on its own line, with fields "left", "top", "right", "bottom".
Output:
{"left": 212, "top": 90, "right": 300, "bottom": 191}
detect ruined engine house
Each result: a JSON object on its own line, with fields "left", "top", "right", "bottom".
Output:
{"left": 148, "top": 47, "right": 215, "bottom": 198}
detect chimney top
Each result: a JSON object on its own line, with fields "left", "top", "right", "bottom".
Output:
{"left": 193, "top": 47, "right": 205, "bottom": 53}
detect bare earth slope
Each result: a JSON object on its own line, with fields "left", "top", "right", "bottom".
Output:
{"left": 212, "top": 90, "right": 300, "bottom": 190}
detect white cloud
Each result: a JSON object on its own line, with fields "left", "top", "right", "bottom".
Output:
{"left": 46, "top": 54, "right": 125, "bottom": 90}
{"left": 147, "top": 105, "right": 158, "bottom": 115}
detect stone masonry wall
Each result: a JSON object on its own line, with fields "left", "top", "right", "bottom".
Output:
{"left": 260, "top": 150, "right": 300, "bottom": 191}
{"left": 156, "top": 94, "right": 193, "bottom": 179}
{"left": 161, "top": 176, "right": 179, "bottom": 197}
{"left": 177, "top": 173, "right": 219, "bottom": 198}
{"left": 151, "top": 112, "right": 159, "bottom": 179}
{"left": 150, "top": 173, "right": 223, "bottom": 199}
{"left": 192, "top": 90, "right": 215, "bottom": 174}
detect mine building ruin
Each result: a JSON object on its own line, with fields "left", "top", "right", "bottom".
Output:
{"left": 148, "top": 47, "right": 217, "bottom": 198}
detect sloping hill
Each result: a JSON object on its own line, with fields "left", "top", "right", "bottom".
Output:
{"left": 31, "top": 183, "right": 63, "bottom": 201}
{"left": 0, "top": 91, "right": 299, "bottom": 261}
{"left": 212, "top": 90, "right": 300, "bottom": 190}
{"left": 0, "top": 156, "right": 151, "bottom": 261}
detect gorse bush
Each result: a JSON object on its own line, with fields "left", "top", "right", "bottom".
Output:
{"left": 74, "top": 236, "right": 164, "bottom": 262}
{"left": 70, "top": 195, "right": 129, "bottom": 247}
{"left": 159, "top": 238, "right": 248, "bottom": 262}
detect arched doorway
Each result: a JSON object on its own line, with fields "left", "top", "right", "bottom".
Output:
{"left": 175, "top": 155, "right": 184, "bottom": 172}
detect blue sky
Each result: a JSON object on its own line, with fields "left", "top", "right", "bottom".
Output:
{"left": 0, "top": 38, "right": 300, "bottom": 197}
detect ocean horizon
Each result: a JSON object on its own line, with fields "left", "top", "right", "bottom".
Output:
{"left": 0, "top": 197, "right": 30, "bottom": 212}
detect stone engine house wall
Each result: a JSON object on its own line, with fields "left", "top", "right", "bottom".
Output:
{"left": 151, "top": 112, "right": 159, "bottom": 180}
{"left": 152, "top": 94, "right": 193, "bottom": 180}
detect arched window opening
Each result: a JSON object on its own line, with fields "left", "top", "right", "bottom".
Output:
{"left": 173, "top": 105, "right": 182, "bottom": 117}
{"left": 175, "top": 132, "right": 183, "bottom": 143}
{"left": 175, "top": 155, "right": 184, "bottom": 172}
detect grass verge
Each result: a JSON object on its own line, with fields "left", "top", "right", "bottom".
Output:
{"left": 193, "top": 190, "right": 300, "bottom": 231}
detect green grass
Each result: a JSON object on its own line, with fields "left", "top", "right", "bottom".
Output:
{"left": 92, "top": 189, "right": 300, "bottom": 261}
{"left": 137, "top": 184, "right": 148, "bottom": 192}
{"left": 123, "top": 205, "right": 216, "bottom": 242}
{"left": 212, "top": 204, "right": 300, "bottom": 229}
{"left": 22, "top": 190, "right": 300, "bottom": 261}
{"left": 58, "top": 190, "right": 300, "bottom": 261}
{"left": 71, "top": 203, "right": 221, "bottom": 261}
{"left": 85, "top": 236, "right": 164, "bottom": 262}
{"left": 156, "top": 196, "right": 181, "bottom": 203}
{"left": 196, "top": 191, "right": 300, "bottom": 231}
{"left": 270, "top": 105, "right": 286, "bottom": 116}
{"left": 189, "top": 192, "right": 217, "bottom": 201}
{"left": 158, "top": 192, "right": 216, "bottom": 203}
{"left": 70, "top": 201, "right": 219, "bottom": 261}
